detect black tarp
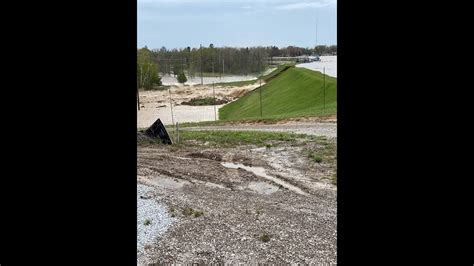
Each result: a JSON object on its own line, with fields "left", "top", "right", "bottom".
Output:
{"left": 144, "top": 118, "right": 172, "bottom": 144}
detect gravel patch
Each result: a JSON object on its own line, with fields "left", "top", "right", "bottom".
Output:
{"left": 183, "top": 122, "right": 337, "bottom": 138}
{"left": 137, "top": 183, "right": 175, "bottom": 264}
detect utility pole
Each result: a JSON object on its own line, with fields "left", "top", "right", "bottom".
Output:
{"left": 212, "top": 82, "right": 217, "bottom": 122}
{"left": 259, "top": 82, "right": 263, "bottom": 117}
{"left": 200, "top": 44, "right": 203, "bottom": 86}
{"left": 259, "top": 63, "right": 263, "bottom": 118}
{"left": 169, "top": 87, "right": 174, "bottom": 125}
{"left": 219, "top": 53, "right": 221, "bottom": 80}
{"left": 323, "top": 67, "right": 326, "bottom": 109}
{"left": 316, "top": 17, "right": 318, "bottom": 48}
{"left": 137, "top": 79, "right": 140, "bottom": 110}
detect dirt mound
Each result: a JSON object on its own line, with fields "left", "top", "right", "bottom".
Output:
{"left": 181, "top": 97, "right": 230, "bottom": 106}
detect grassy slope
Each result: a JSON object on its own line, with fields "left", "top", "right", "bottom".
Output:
{"left": 219, "top": 66, "right": 336, "bottom": 120}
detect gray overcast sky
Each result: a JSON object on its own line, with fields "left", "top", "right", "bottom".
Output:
{"left": 138, "top": 0, "right": 337, "bottom": 49}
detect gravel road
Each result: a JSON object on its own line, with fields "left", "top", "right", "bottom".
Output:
{"left": 182, "top": 122, "right": 337, "bottom": 138}
{"left": 137, "top": 183, "right": 175, "bottom": 264}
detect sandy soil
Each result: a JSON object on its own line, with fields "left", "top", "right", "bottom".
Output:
{"left": 137, "top": 137, "right": 337, "bottom": 264}
{"left": 296, "top": 56, "right": 337, "bottom": 77}
{"left": 137, "top": 82, "right": 261, "bottom": 128}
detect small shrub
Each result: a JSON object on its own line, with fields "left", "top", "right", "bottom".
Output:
{"left": 313, "top": 156, "right": 323, "bottom": 163}
{"left": 143, "top": 219, "right": 151, "bottom": 226}
{"left": 193, "top": 211, "right": 204, "bottom": 218}
{"left": 308, "top": 152, "right": 323, "bottom": 163}
{"left": 177, "top": 72, "right": 188, "bottom": 84}
{"left": 259, "top": 234, "right": 270, "bottom": 242}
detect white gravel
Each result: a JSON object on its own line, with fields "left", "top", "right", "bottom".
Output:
{"left": 137, "top": 183, "right": 175, "bottom": 264}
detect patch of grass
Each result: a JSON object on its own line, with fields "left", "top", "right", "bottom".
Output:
{"left": 331, "top": 173, "right": 337, "bottom": 185}
{"left": 219, "top": 67, "right": 336, "bottom": 120}
{"left": 182, "top": 207, "right": 203, "bottom": 218}
{"left": 311, "top": 154, "right": 323, "bottom": 163}
{"left": 193, "top": 211, "right": 204, "bottom": 218}
{"left": 259, "top": 234, "right": 270, "bottom": 242}
{"left": 169, "top": 207, "right": 175, "bottom": 212}
{"left": 179, "top": 130, "right": 310, "bottom": 148}
{"left": 143, "top": 219, "right": 151, "bottom": 226}
{"left": 172, "top": 114, "right": 336, "bottom": 128}
{"left": 182, "top": 207, "right": 194, "bottom": 216}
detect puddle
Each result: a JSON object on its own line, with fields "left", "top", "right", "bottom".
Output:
{"left": 221, "top": 162, "right": 308, "bottom": 196}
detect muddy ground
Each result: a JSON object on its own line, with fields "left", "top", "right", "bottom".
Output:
{"left": 137, "top": 134, "right": 337, "bottom": 264}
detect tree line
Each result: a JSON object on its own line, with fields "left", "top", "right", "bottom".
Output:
{"left": 137, "top": 44, "right": 337, "bottom": 81}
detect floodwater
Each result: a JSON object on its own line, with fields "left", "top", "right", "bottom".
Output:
{"left": 296, "top": 56, "right": 337, "bottom": 77}
{"left": 160, "top": 74, "right": 257, "bottom": 86}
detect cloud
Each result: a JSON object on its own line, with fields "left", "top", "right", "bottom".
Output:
{"left": 275, "top": 0, "right": 336, "bottom": 10}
